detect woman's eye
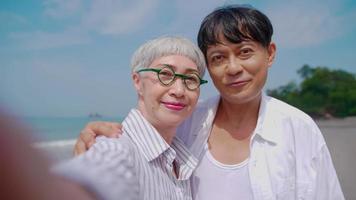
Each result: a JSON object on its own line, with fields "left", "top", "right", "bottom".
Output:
{"left": 160, "top": 71, "right": 171, "bottom": 76}
{"left": 186, "top": 75, "right": 199, "bottom": 83}
{"left": 159, "top": 69, "right": 174, "bottom": 80}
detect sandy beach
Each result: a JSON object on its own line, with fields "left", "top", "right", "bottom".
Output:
{"left": 38, "top": 117, "right": 356, "bottom": 199}
{"left": 316, "top": 117, "right": 356, "bottom": 200}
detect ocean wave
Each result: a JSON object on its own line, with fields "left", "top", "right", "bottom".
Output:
{"left": 33, "top": 139, "right": 77, "bottom": 148}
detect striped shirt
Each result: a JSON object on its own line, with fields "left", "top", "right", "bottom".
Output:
{"left": 54, "top": 109, "right": 198, "bottom": 200}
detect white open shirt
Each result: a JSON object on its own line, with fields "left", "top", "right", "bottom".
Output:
{"left": 177, "top": 93, "right": 345, "bottom": 200}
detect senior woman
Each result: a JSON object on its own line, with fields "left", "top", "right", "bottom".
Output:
{"left": 54, "top": 36, "right": 207, "bottom": 200}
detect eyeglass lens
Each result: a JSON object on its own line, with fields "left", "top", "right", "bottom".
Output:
{"left": 157, "top": 66, "right": 200, "bottom": 90}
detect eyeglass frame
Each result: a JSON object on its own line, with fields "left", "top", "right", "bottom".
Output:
{"left": 136, "top": 64, "right": 208, "bottom": 91}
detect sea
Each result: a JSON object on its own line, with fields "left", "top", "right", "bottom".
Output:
{"left": 23, "top": 116, "right": 123, "bottom": 149}
{"left": 16, "top": 116, "right": 124, "bottom": 161}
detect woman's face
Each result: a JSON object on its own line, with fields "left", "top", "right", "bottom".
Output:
{"left": 133, "top": 55, "right": 201, "bottom": 129}
{"left": 206, "top": 36, "right": 276, "bottom": 105}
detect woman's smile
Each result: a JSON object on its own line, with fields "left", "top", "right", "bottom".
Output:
{"left": 161, "top": 101, "right": 186, "bottom": 111}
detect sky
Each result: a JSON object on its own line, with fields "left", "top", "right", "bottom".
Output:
{"left": 1, "top": 0, "right": 355, "bottom": 117}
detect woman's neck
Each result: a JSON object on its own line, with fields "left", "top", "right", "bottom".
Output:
{"left": 136, "top": 104, "right": 177, "bottom": 145}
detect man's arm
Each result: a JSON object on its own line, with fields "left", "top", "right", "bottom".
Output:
{"left": 314, "top": 145, "right": 345, "bottom": 200}
{"left": 74, "top": 121, "right": 123, "bottom": 155}
{"left": 73, "top": 100, "right": 211, "bottom": 156}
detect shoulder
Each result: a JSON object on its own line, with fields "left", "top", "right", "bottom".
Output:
{"left": 53, "top": 135, "right": 137, "bottom": 187}
{"left": 265, "top": 95, "right": 316, "bottom": 127}
{"left": 92, "top": 135, "right": 133, "bottom": 154}
{"left": 56, "top": 135, "right": 136, "bottom": 173}
{"left": 53, "top": 135, "right": 139, "bottom": 200}
{"left": 177, "top": 95, "right": 219, "bottom": 140}
{"left": 86, "top": 135, "right": 137, "bottom": 164}
{"left": 185, "top": 95, "right": 219, "bottom": 123}
{"left": 196, "top": 95, "right": 220, "bottom": 112}
{"left": 264, "top": 96, "right": 326, "bottom": 155}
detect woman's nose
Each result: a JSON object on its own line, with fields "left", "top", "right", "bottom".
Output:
{"left": 168, "top": 78, "right": 185, "bottom": 97}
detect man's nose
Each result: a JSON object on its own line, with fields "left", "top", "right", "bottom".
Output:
{"left": 226, "top": 57, "right": 243, "bottom": 75}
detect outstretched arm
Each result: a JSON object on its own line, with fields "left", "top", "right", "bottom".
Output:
{"left": 0, "top": 110, "right": 94, "bottom": 200}
{"left": 73, "top": 121, "right": 123, "bottom": 155}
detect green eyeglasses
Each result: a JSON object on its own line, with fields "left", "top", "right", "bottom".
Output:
{"left": 136, "top": 64, "right": 208, "bottom": 91}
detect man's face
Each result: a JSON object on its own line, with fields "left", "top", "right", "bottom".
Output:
{"left": 206, "top": 37, "right": 276, "bottom": 105}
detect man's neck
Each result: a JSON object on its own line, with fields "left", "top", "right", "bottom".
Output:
{"left": 217, "top": 94, "right": 261, "bottom": 131}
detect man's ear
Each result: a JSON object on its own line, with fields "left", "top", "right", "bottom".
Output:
{"left": 267, "top": 42, "right": 276, "bottom": 67}
{"left": 132, "top": 72, "right": 142, "bottom": 95}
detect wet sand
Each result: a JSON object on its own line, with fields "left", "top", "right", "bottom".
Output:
{"left": 40, "top": 117, "right": 356, "bottom": 199}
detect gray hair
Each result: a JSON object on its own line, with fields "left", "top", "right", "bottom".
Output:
{"left": 131, "top": 36, "right": 206, "bottom": 76}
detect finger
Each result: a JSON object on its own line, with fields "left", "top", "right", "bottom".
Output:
{"left": 109, "top": 122, "right": 123, "bottom": 136}
{"left": 79, "top": 129, "right": 96, "bottom": 149}
{"left": 73, "top": 140, "right": 87, "bottom": 156}
{"left": 87, "top": 140, "right": 95, "bottom": 148}
{"left": 90, "top": 121, "right": 119, "bottom": 137}
{"left": 88, "top": 121, "right": 121, "bottom": 138}
{"left": 112, "top": 122, "right": 123, "bottom": 130}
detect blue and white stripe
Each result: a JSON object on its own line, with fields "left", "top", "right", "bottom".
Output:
{"left": 54, "top": 108, "right": 197, "bottom": 200}
{"left": 123, "top": 109, "right": 198, "bottom": 200}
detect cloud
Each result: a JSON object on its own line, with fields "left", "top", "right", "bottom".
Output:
{"left": 7, "top": 0, "right": 163, "bottom": 50}
{"left": 82, "top": 0, "right": 160, "bottom": 35}
{"left": 7, "top": 0, "right": 223, "bottom": 51}
{"left": 162, "top": 0, "right": 222, "bottom": 37}
{"left": 9, "top": 27, "right": 91, "bottom": 50}
{"left": 265, "top": 1, "right": 354, "bottom": 48}
{"left": 43, "top": 0, "right": 83, "bottom": 19}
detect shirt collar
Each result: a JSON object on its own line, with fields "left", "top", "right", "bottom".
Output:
{"left": 171, "top": 137, "right": 198, "bottom": 180}
{"left": 208, "top": 93, "right": 279, "bottom": 144}
{"left": 122, "top": 109, "right": 170, "bottom": 161}
{"left": 122, "top": 109, "right": 197, "bottom": 179}
{"left": 200, "top": 94, "right": 279, "bottom": 143}
{"left": 254, "top": 93, "right": 279, "bottom": 144}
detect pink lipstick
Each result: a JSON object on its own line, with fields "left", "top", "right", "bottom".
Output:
{"left": 162, "top": 102, "right": 186, "bottom": 111}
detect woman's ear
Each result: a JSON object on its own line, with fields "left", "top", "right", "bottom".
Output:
{"left": 267, "top": 42, "right": 276, "bottom": 67}
{"left": 132, "top": 72, "right": 142, "bottom": 95}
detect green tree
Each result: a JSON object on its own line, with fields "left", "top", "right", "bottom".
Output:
{"left": 268, "top": 65, "right": 356, "bottom": 118}
{"left": 297, "top": 64, "right": 314, "bottom": 79}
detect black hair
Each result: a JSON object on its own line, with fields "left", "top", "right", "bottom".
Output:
{"left": 197, "top": 5, "right": 273, "bottom": 57}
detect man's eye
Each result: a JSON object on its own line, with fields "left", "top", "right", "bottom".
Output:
{"left": 241, "top": 49, "right": 250, "bottom": 53}
{"left": 240, "top": 48, "right": 253, "bottom": 58}
{"left": 211, "top": 55, "right": 225, "bottom": 63}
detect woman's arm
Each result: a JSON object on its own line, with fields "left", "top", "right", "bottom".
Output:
{"left": 0, "top": 110, "right": 94, "bottom": 200}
